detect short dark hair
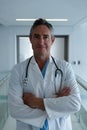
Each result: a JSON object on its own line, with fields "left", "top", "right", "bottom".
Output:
{"left": 29, "top": 18, "right": 54, "bottom": 36}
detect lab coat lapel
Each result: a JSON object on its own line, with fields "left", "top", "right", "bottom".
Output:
{"left": 30, "top": 56, "right": 53, "bottom": 80}
{"left": 31, "top": 57, "right": 43, "bottom": 79}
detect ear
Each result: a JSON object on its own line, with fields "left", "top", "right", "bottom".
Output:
{"left": 51, "top": 36, "right": 55, "bottom": 45}
{"left": 29, "top": 35, "right": 32, "bottom": 43}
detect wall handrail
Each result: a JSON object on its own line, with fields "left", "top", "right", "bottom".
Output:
{"left": 76, "top": 75, "right": 87, "bottom": 91}
{"left": 0, "top": 72, "right": 10, "bottom": 87}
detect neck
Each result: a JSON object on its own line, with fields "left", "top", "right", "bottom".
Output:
{"left": 34, "top": 55, "right": 49, "bottom": 70}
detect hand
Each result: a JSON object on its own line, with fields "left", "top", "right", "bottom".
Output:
{"left": 23, "top": 93, "right": 45, "bottom": 110}
{"left": 56, "top": 87, "right": 71, "bottom": 97}
{"left": 23, "top": 93, "right": 36, "bottom": 108}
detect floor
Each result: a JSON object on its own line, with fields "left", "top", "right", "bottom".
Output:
{"left": 2, "top": 114, "right": 83, "bottom": 130}
{"left": 2, "top": 116, "right": 16, "bottom": 130}
{"left": 71, "top": 114, "right": 83, "bottom": 130}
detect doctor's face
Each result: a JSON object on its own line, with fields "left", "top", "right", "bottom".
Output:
{"left": 29, "top": 25, "right": 55, "bottom": 58}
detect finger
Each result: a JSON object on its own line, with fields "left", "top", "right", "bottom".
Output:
{"left": 62, "top": 89, "right": 70, "bottom": 96}
{"left": 62, "top": 87, "right": 70, "bottom": 93}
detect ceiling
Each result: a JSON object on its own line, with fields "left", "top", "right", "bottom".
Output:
{"left": 0, "top": 0, "right": 87, "bottom": 27}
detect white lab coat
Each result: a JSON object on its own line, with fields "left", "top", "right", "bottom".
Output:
{"left": 8, "top": 56, "right": 81, "bottom": 130}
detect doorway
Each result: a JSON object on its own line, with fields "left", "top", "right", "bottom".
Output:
{"left": 17, "top": 35, "right": 68, "bottom": 63}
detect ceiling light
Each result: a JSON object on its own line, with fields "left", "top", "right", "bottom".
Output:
{"left": 16, "top": 19, "right": 36, "bottom": 21}
{"left": 16, "top": 18, "right": 68, "bottom": 22}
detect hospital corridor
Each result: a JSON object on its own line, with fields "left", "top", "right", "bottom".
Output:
{"left": 1, "top": 0, "right": 87, "bottom": 130}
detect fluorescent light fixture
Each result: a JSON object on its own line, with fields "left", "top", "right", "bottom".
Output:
{"left": 16, "top": 19, "right": 36, "bottom": 21}
{"left": 46, "top": 19, "right": 68, "bottom": 21}
{"left": 16, "top": 18, "right": 68, "bottom": 22}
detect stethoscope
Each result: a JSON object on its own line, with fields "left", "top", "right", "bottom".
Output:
{"left": 23, "top": 56, "right": 63, "bottom": 91}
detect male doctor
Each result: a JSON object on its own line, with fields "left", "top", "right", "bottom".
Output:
{"left": 8, "top": 18, "right": 81, "bottom": 130}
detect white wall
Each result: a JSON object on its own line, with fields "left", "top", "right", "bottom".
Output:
{"left": 69, "top": 22, "right": 87, "bottom": 81}
{"left": 0, "top": 26, "right": 29, "bottom": 71}
{"left": 0, "top": 27, "right": 13, "bottom": 72}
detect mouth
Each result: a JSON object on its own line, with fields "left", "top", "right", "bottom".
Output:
{"left": 37, "top": 45, "right": 46, "bottom": 49}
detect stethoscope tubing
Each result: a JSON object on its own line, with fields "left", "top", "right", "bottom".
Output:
{"left": 24, "top": 56, "right": 63, "bottom": 91}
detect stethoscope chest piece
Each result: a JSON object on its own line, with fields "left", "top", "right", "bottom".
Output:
{"left": 23, "top": 78, "right": 28, "bottom": 87}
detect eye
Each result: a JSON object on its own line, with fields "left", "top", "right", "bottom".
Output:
{"left": 34, "top": 34, "right": 40, "bottom": 39}
{"left": 43, "top": 35, "right": 49, "bottom": 40}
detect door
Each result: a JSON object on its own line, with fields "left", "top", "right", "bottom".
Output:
{"left": 17, "top": 36, "right": 68, "bottom": 63}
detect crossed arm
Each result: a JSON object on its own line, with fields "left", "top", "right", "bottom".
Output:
{"left": 23, "top": 87, "right": 71, "bottom": 111}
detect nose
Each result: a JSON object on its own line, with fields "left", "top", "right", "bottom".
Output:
{"left": 38, "top": 36, "right": 44, "bottom": 44}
